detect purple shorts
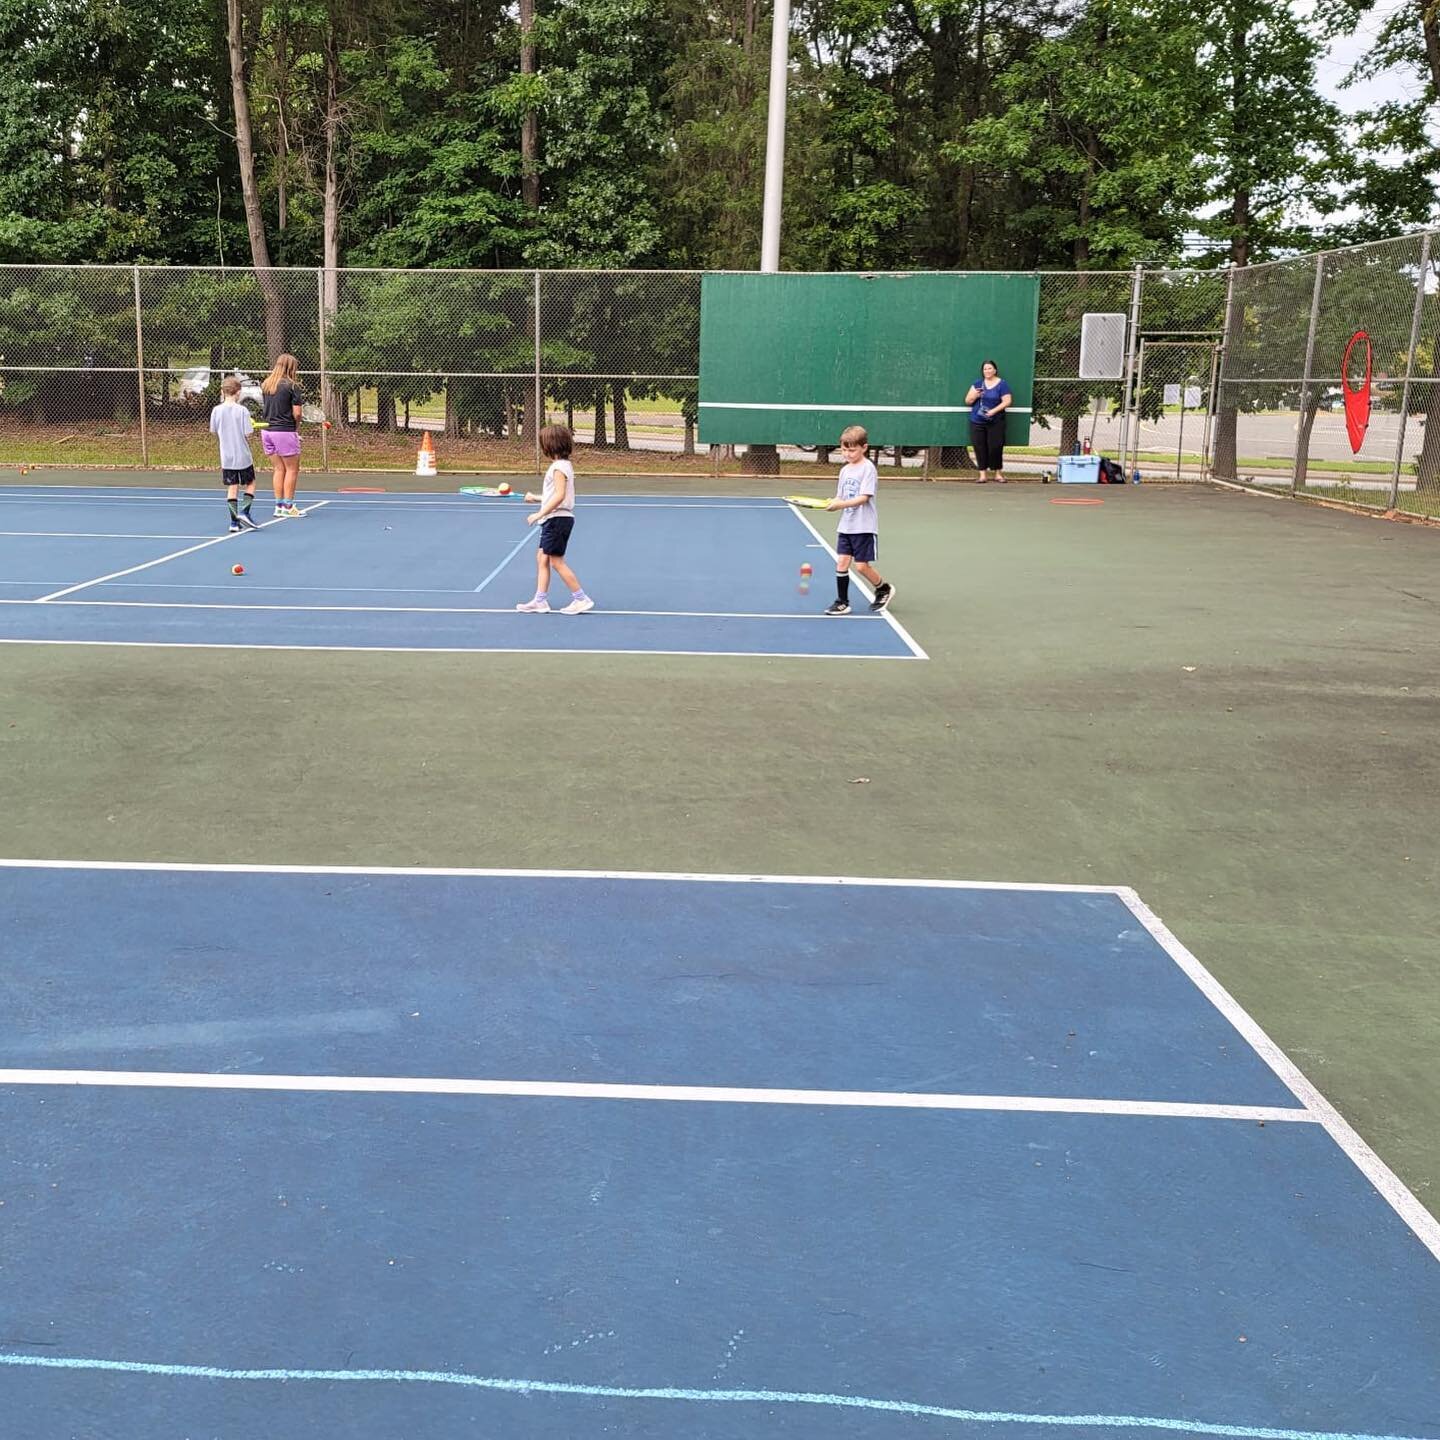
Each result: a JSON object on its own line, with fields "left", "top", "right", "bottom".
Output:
{"left": 261, "top": 429, "right": 301, "bottom": 459}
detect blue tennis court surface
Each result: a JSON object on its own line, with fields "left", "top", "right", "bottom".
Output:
{"left": 0, "top": 486, "right": 923, "bottom": 658}
{"left": 1, "top": 861, "right": 1437, "bottom": 1440}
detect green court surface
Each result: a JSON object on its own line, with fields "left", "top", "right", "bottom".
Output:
{"left": 2, "top": 471, "right": 1437, "bottom": 1215}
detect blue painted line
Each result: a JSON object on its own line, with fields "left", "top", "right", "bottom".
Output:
{"left": 472, "top": 528, "right": 535, "bottom": 593}
{"left": 0, "top": 1354, "right": 1430, "bottom": 1440}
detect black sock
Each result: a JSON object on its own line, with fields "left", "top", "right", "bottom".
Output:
{"left": 837, "top": 572, "right": 851, "bottom": 604}
{"left": 227, "top": 497, "right": 238, "bottom": 520}
{"left": 241, "top": 492, "right": 253, "bottom": 516}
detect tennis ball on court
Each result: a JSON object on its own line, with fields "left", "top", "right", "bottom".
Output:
{"left": 498, "top": 483, "right": 512, "bottom": 495}
{"left": 231, "top": 563, "right": 245, "bottom": 575}
{"left": 799, "top": 562, "right": 813, "bottom": 576}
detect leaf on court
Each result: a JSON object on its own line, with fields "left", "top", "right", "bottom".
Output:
{"left": 1182, "top": 666, "right": 1197, "bottom": 672}
{"left": 850, "top": 776, "right": 871, "bottom": 784}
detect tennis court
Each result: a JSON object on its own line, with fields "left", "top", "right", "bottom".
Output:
{"left": 3, "top": 472, "right": 1439, "bottom": 1440}
{"left": 2, "top": 860, "right": 1437, "bottom": 1440}
{"left": 0, "top": 484, "right": 922, "bottom": 659}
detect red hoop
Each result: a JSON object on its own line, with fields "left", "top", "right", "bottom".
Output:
{"left": 1341, "top": 330, "right": 1372, "bottom": 454}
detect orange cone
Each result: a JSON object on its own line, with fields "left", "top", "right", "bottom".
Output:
{"left": 415, "top": 431, "right": 437, "bottom": 477}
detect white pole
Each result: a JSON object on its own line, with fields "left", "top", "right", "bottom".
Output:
{"left": 759, "top": 0, "right": 791, "bottom": 273}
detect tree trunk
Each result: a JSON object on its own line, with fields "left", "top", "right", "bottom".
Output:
{"left": 741, "top": 445, "right": 780, "bottom": 475}
{"left": 377, "top": 384, "right": 396, "bottom": 432}
{"left": 592, "top": 389, "right": 607, "bottom": 448}
{"left": 1060, "top": 414, "right": 1079, "bottom": 454}
{"left": 613, "top": 386, "right": 629, "bottom": 449}
{"left": 683, "top": 416, "right": 695, "bottom": 454}
{"left": 939, "top": 445, "right": 975, "bottom": 469}
{"left": 1420, "top": 0, "right": 1440, "bottom": 95}
{"left": 520, "top": 0, "right": 539, "bottom": 210}
{"left": 1413, "top": 371, "right": 1440, "bottom": 492}
{"left": 1293, "top": 399, "right": 1320, "bottom": 487}
{"left": 225, "top": 0, "right": 286, "bottom": 357}
{"left": 1212, "top": 21, "right": 1250, "bottom": 481}
{"left": 320, "top": 29, "right": 342, "bottom": 423}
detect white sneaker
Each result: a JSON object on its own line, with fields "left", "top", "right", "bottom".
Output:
{"left": 515, "top": 597, "right": 551, "bottom": 613}
{"left": 559, "top": 596, "right": 595, "bottom": 615}
{"left": 285, "top": 504, "right": 304, "bottom": 517}
{"left": 272, "top": 506, "right": 287, "bottom": 518}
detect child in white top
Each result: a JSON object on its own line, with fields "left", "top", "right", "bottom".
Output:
{"left": 515, "top": 424, "right": 594, "bottom": 614}
{"left": 208, "top": 375, "right": 260, "bottom": 532}
{"left": 825, "top": 424, "right": 894, "bottom": 615}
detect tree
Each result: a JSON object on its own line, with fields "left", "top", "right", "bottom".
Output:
{"left": 1191, "top": 0, "right": 1344, "bottom": 478}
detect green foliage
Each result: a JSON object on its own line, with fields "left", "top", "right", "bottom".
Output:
{"left": 0, "top": 0, "right": 1428, "bottom": 280}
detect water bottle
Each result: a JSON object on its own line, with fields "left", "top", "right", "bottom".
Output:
{"left": 1131, "top": 468, "right": 1142, "bottom": 484}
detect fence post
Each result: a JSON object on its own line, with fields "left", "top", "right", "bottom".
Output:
{"left": 534, "top": 269, "right": 543, "bottom": 477}
{"left": 317, "top": 267, "right": 330, "bottom": 473}
{"left": 1116, "top": 264, "right": 1143, "bottom": 477}
{"left": 133, "top": 266, "right": 148, "bottom": 467}
{"left": 1292, "top": 253, "right": 1324, "bottom": 492}
{"left": 1199, "top": 340, "right": 1221, "bottom": 481}
{"left": 1389, "top": 231, "right": 1431, "bottom": 511}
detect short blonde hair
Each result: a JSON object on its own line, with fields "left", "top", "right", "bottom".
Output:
{"left": 220, "top": 375, "right": 242, "bottom": 397}
{"left": 840, "top": 425, "right": 868, "bottom": 447}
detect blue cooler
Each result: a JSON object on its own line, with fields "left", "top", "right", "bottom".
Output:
{"left": 1057, "top": 454, "right": 1102, "bottom": 483}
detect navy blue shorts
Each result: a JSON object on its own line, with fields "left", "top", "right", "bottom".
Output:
{"left": 539, "top": 516, "right": 575, "bottom": 557}
{"left": 836, "top": 531, "right": 877, "bottom": 564}
{"left": 220, "top": 465, "right": 256, "bottom": 488}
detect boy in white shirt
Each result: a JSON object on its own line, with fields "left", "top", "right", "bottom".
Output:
{"left": 515, "top": 424, "right": 594, "bottom": 614}
{"left": 208, "top": 376, "right": 261, "bottom": 532}
{"left": 825, "top": 425, "right": 894, "bottom": 615}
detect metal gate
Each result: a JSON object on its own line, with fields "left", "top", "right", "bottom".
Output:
{"left": 1123, "top": 337, "right": 1221, "bottom": 482}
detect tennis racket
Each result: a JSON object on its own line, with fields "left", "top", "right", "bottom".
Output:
{"left": 784, "top": 494, "right": 832, "bottom": 510}
{"left": 458, "top": 485, "right": 522, "bottom": 497}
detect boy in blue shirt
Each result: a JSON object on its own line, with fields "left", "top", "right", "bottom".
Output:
{"left": 209, "top": 376, "right": 260, "bottom": 531}
{"left": 825, "top": 425, "right": 894, "bottom": 615}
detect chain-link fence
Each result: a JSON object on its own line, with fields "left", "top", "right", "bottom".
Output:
{"left": 1, "top": 246, "right": 1438, "bottom": 512}
{"left": 1217, "top": 231, "right": 1440, "bottom": 517}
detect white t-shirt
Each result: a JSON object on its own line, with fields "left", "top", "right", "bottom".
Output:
{"left": 209, "top": 401, "right": 254, "bottom": 470}
{"left": 835, "top": 458, "right": 878, "bottom": 534}
{"left": 542, "top": 459, "right": 575, "bottom": 518}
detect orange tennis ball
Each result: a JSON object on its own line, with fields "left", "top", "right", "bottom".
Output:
{"left": 231, "top": 563, "right": 245, "bottom": 575}
{"left": 498, "top": 483, "right": 511, "bottom": 495}
{"left": 799, "top": 562, "right": 813, "bottom": 576}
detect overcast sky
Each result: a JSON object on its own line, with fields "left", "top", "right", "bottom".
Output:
{"left": 1313, "top": 0, "right": 1427, "bottom": 117}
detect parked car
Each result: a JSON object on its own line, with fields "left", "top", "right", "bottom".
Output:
{"left": 177, "top": 368, "right": 263, "bottom": 405}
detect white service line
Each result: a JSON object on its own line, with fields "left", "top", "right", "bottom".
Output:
{"left": 2, "top": 598, "right": 892, "bottom": 621}
{"left": 0, "top": 531, "right": 214, "bottom": 540}
{"left": 1117, "top": 888, "right": 1440, "bottom": 1264}
{"left": 0, "top": 857, "right": 1126, "bottom": 891}
{"left": 0, "top": 637, "right": 918, "bottom": 661}
{"left": 0, "top": 1066, "right": 1312, "bottom": 1122}
{"left": 32, "top": 502, "right": 329, "bottom": 602}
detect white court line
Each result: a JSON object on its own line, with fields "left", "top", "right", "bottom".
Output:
{"left": 32, "top": 502, "right": 329, "bottom": 602}
{"left": 473, "top": 528, "right": 540, "bottom": 593}
{"left": 0, "top": 598, "right": 894, "bottom": 621}
{"left": 0, "top": 492, "right": 786, "bottom": 510}
{"left": 0, "top": 859, "right": 1430, "bottom": 1257}
{"left": 0, "top": 857, "right": 1125, "bottom": 890}
{"left": 1117, "top": 889, "right": 1440, "bottom": 1264}
{"left": 787, "top": 503, "right": 929, "bottom": 660}
{"left": 0, "top": 531, "right": 214, "bottom": 540}
{"left": 0, "top": 637, "right": 918, "bottom": 661}
{"left": 0, "top": 1067, "right": 1313, "bottom": 1122}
